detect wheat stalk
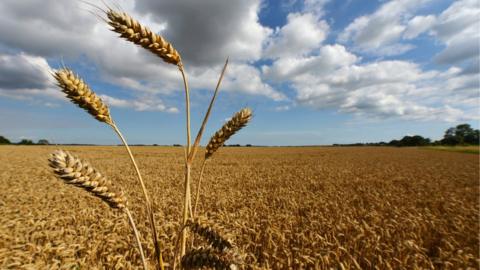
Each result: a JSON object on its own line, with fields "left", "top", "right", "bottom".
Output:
{"left": 48, "top": 150, "right": 148, "bottom": 269}
{"left": 205, "top": 108, "right": 252, "bottom": 159}
{"left": 53, "top": 68, "right": 164, "bottom": 270}
{"left": 181, "top": 248, "right": 238, "bottom": 270}
{"left": 106, "top": 9, "right": 181, "bottom": 67}
{"left": 104, "top": 9, "right": 193, "bottom": 259}
{"left": 192, "top": 108, "right": 252, "bottom": 218}
{"left": 54, "top": 69, "right": 112, "bottom": 125}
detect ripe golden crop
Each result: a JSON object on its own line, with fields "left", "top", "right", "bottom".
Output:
{"left": 1, "top": 146, "right": 478, "bottom": 269}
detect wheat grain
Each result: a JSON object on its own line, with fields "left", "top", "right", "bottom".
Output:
{"left": 53, "top": 69, "right": 112, "bottom": 125}
{"left": 106, "top": 9, "right": 181, "bottom": 66}
{"left": 205, "top": 108, "right": 252, "bottom": 159}
{"left": 49, "top": 150, "right": 126, "bottom": 209}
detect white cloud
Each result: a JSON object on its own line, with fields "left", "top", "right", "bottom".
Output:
{"left": 0, "top": 0, "right": 286, "bottom": 112}
{"left": 263, "top": 44, "right": 357, "bottom": 81}
{"left": 222, "top": 64, "right": 286, "bottom": 101}
{"left": 403, "top": 15, "right": 436, "bottom": 39}
{"left": 0, "top": 52, "right": 61, "bottom": 100}
{"left": 99, "top": 94, "right": 178, "bottom": 113}
{"left": 264, "top": 12, "right": 328, "bottom": 59}
{"left": 279, "top": 55, "right": 476, "bottom": 122}
{"left": 0, "top": 0, "right": 477, "bottom": 124}
{"left": 433, "top": 0, "right": 480, "bottom": 43}
{"left": 432, "top": 0, "right": 480, "bottom": 65}
{"left": 135, "top": 0, "right": 272, "bottom": 65}
{"left": 338, "top": 0, "right": 431, "bottom": 55}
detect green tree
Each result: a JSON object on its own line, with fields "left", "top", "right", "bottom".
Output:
{"left": 37, "top": 139, "right": 50, "bottom": 145}
{"left": 0, "top": 135, "right": 11, "bottom": 144}
{"left": 441, "top": 124, "right": 479, "bottom": 145}
{"left": 18, "top": 139, "right": 34, "bottom": 145}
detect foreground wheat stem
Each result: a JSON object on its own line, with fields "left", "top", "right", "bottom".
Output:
{"left": 187, "top": 57, "right": 228, "bottom": 221}
{"left": 126, "top": 208, "right": 149, "bottom": 270}
{"left": 192, "top": 159, "right": 208, "bottom": 218}
{"left": 179, "top": 64, "right": 192, "bottom": 258}
{"left": 111, "top": 123, "right": 164, "bottom": 270}
{"left": 187, "top": 58, "right": 229, "bottom": 163}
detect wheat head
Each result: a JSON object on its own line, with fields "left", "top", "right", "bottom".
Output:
{"left": 181, "top": 248, "right": 238, "bottom": 270}
{"left": 187, "top": 218, "right": 234, "bottom": 252}
{"left": 205, "top": 108, "right": 252, "bottom": 159}
{"left": 106, "top": 9, "right": 181, "bottom": 66}
{"left": 49, "top": 150, "right": 126, "bottom": 209}
{"left": 54, "top": 69, "right": 112, "bottom": 125}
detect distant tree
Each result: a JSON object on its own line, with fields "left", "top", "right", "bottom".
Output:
{"left": 388, "top": 140, "right": 400, "bottom": 147}
{"left": 441, "top": 124, "right": 479, "bottom": 145}
{"left": 18, "top": 139, "right": 34, "bottom": 145}
{"left": 37, "top": 139, "right": 50, "bottom": 145}
{"left": 0, "top": 135, "right": 11, "bottom": 145}
{"left": 389, "top": 135, "right": 430, "bottom": 147}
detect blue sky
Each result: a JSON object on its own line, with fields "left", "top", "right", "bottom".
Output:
{"left": 0, "top": 0, "right": 478, "bottom": 145}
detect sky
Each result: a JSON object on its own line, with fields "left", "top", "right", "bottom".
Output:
{"left": 0, "top": 0, "right": 478, "bottom": 146}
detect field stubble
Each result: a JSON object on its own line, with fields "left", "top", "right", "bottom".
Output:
{"left": 0, "top": 146, "right": 478, "bottom": 269}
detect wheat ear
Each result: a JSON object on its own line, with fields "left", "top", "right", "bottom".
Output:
{"left": 181, "top": 248, "right": 238, "bottom": 270}
{"left": 54, "top": 69, "right": 113, "bottom": 125}
{"left": 105, "top": 10, "right": 192, "bottom": 259}
{"left": 186, "top": 219, "right": 234, "bottom": 252}
{"left": 106, "top": 9, "right": 181, "bottom": 66}
{"left": 191, "top": 108, "right": 252, "bottom": 218}
{"left": 54, "top": 68, "right": 164, "bottom": 270}
{"left": 205, "top": 108, "right": 252, "bottom": 159}
{"left": 48, "top": 150, "right": 148, "bottom": 269}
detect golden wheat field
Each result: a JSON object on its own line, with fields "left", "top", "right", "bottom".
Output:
{"left": 0, "top": 145, "right": 478, "bottom": 269}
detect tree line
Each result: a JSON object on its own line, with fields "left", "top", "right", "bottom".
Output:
{"left": 335, "top": 123, "right": 479, "bottom": 147}
{"left": 1, "top": 124, "right": 478, "bottom": 147}
{"left": 0, "top": 137, "right": 50, "bottom": 145}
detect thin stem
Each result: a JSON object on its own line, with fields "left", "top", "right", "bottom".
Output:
{"left": 179, "top": 65, "right": 191, "bottom": 154}
{"left": 111, "top": 123, "right": 164, "bottom": 270}
{"left": 188, "top": 58, "right": 229, "bottom": 163}
{"left": 179, "top": 64, "right": 192, "bottom": 259}
{"left": 111, "top": 123, "right": 150, "bottom": 201}
{"left": 125, "top": 207, "right": 148, "bottom": 270}
{"left": 172, "top": 223, "right": 189, "bottom": 270}
{"left": 181, "top": 163, "right": 191, "bottom": 257}
{"left": 193, "top": 159, "right": 208, "bottom": 218}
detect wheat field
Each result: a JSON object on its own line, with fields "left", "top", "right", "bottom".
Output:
{"left": 0, "top": 146, "right": 478, "bottom": 269}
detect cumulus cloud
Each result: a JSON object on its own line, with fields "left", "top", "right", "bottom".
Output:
{"left": 338, "top": 0, "right": 432, "bottom": 55}
{"left": 0, "top": 0, "right": 477, "bottom": 124}
{"left": 99, "top": 94, "right": 178, "bottom": 113}
{"left": 0, "top": 0, "right": 286, "bottom": 112}
{"left": 264, "top": 12, "right": 328, "bottom": 58}
{"left": 403, "top": 15, "right": 436, "bottom": 39}
{"left": 277, "top": 56, "right": 476, "bottom": 122}
{"left": 263, "top": 44, "right": 357, "bottom": 81}
{"left": 432, "top": 0, "right": 480, "bottom": 65}
{"left": 135, "top": 0, "right": 271, "bottom": 65}
{"left": 0, "top": 52, "right": 61, "bottom": 100}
